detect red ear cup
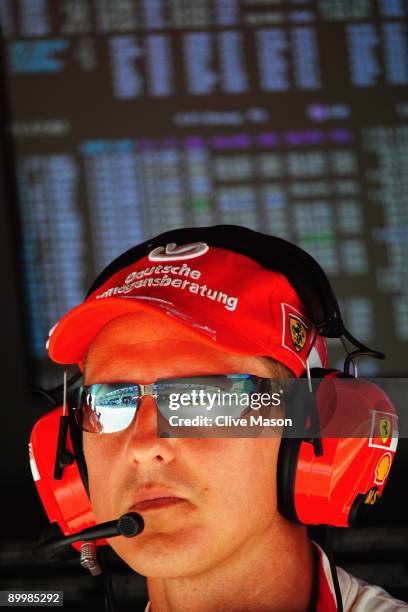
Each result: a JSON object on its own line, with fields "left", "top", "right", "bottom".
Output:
{"left": 277, "top": 371, "right": 398, "bottom": 527}
{"left": 31, "top": 372, "right": 399, "bottom": 537}
{"left": 29, "top": 407, "right": 107, "bottom": 552}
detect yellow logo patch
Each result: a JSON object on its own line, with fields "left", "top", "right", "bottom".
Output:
{"left": 369, "top": 410, "right": 398, "bottom": 452}
{"left": 289, "top": 316, "right": 308, "bottom": 352}
{"left": 379, "top": 418, "right": 391, "bottom": 444}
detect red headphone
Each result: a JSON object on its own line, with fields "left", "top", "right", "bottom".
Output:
{"left": 28, "top": 227, "right": 399, "bottom": 554}
{"left": 29, "top": 367, "right": 399, "bottom": 554}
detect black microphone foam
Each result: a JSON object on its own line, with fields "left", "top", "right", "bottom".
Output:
{"left": 117, "top": 512, "right": 144, "bottom": 537}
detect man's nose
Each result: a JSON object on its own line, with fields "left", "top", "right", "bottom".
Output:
{"left": 125, "top": 395, "right": 175, "bottom": 465}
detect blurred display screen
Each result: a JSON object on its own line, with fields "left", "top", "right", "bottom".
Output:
{"left": 1, "top": 0, "right": 407, "bottom": 384}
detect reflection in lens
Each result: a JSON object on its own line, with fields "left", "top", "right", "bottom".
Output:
{"left": 79, "top": 383, "right": 140, "bottom": 433}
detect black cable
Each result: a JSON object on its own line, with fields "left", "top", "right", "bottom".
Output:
{"left": 343, "top": 349, "right": 386, "bottom": 376}
{"left": 98, "top": 547, "right": 117, "bottom": 612}
{"left": 341, "top": 329, "right": 385, "bottom": 361}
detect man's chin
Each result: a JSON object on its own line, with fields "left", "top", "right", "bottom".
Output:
{"left": 108, "top": 531, "right": 213, "bottom": 578}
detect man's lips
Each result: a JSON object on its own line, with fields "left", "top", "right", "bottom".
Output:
{"left": 131, "top": 497, "right": 185, "bottom": 511}
{"left": 128, "top": 488, "right": 187, "bottom": 512}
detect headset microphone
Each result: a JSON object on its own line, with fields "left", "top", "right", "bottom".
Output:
{"left": 33, "top": 512, "right": 144, "bottom": 566}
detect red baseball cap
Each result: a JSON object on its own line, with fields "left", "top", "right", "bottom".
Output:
{"left": 47, "top": 226, "right": 328, "bottom": 376}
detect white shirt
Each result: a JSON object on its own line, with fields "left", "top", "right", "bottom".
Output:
{"left": 144, "top": 542, "right": 408, "bottom": 611}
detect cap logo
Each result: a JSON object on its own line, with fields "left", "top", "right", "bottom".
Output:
{"left": 289, "top": 315, "right": 308, "bottom": 351}
{"left": 148, "top": 242, "right": 209, "bottom": 261}
{"left": 281, "top": 304, "right": 312, "bottom": 366}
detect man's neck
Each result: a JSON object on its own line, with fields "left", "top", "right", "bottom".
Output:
{"left": 147, "top": 517, "right": 314, "bottom": 612}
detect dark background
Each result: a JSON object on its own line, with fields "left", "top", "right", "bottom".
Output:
{"left": 1, "top": 1, "right": 407, "bottom": 609}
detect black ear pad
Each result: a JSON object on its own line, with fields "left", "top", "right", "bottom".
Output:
{"left": 277, "top": 368, "right": 338, "bottom": 522}
{"left": 277, "top": 437, "right": 303, "bottom": 523}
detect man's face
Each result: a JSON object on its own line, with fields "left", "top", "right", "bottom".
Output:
{"left": 83, "top": 312, "right": 285, "bottom": 578}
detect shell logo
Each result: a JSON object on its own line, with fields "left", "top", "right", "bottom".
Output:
{"left": 374, "top": 452, "right": 392, "bottom": 485}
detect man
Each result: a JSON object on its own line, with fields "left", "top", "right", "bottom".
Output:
{"left": 46, "top": 225, "right": 407, "bottom": 611}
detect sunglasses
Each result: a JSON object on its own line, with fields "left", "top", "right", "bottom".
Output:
{"left": 73, "top": 374, "right": 284, "bottom": 434}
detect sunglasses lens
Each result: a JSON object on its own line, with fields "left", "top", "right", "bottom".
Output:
{"left": 77, "top": 384, "right": 140, "bottom": 433}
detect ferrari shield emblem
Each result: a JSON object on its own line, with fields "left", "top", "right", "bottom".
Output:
{"left": 379, "top": 418, "right": 391, "bottom": 444}
{"left": 369, "top": 411, "right": 398, "bottom": 451}
{"left": 289, "top": 316, "right": 308, "bottom": 352}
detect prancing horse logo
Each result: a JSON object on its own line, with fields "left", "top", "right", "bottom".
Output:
{"left": 289, "top": 315, "right": 308, "bottom": 351}
{"left": 379, "top": 417, "right": 391, "bottom": 444}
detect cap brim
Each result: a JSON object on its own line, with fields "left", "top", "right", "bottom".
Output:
{"left": 47, "top": 296, "right": 272, "bottom": 366}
